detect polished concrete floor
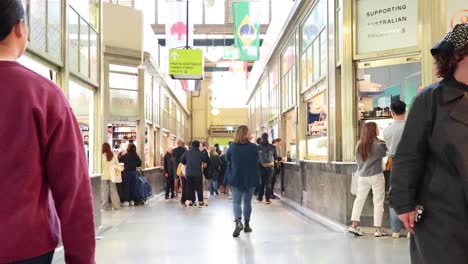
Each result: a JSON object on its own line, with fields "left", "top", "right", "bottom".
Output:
{"left": 53, "top": 194, "right": 410, "bottom": 264}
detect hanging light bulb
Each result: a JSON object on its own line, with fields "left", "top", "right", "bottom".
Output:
{"left": 211, "top": 108, "right": 220, "bottom": 115}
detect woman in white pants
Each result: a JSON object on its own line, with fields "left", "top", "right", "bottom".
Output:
{"left": 349, "top": 122, "right": 387, "bottom": 237}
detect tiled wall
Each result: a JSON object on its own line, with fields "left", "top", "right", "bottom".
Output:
{"left": 281, "top": 162, "right": 390, "bottom": 227}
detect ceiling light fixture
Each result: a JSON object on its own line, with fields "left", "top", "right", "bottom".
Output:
{"left": 211, "top": 108, "right": 220, "bottom": 115}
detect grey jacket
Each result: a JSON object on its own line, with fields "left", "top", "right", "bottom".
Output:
{"left": 390, "top": 78, "right": 468, "bottom": 263}
{"left": 355, "top": 140, "right": 386, "bottom": 177}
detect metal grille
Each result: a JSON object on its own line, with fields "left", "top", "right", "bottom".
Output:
{"left": 47, "top": 0, "right": 62, "bottom": 59}
{"left": 30, "top": 0, "right": 47, "bottom": 51}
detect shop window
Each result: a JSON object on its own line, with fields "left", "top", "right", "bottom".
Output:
{"left": 284, "top": 109, "right": 297, "bottom": 161}
{"left": 79, "top": 18, "right": 90, "bottom": 78}
{"left": 69, "top": 81, "right": 95, "bottom": 174}
{"left": 109, "top": 65, "right": 139, "bottom": 119}
{"left": 281, "top": 37, "right": 296, "bottom": 111}
{"left": 357, "top": 60, "right": 422, "bottom": 137}
{"left": 145, "top": 73, "right": 153, "bottom": 123}
{"left": 89, "top": 29, "right": 98, "bottom": 82}
{"left": 109, "top": 72, "right": 138, "bottom": 90}
{"left": 69, "top": 9, "right": 80, "bottom": 73}
{"left": 153, "top": 82, "right": 161, "bottom": 126}
{"left": 109, "top": 89, "right": 139, "bottom": 118}
{"left": 306, "top": 88, "right": 328, "bottom": 160}
{"left": 301, "top": 0, "right": 327, "bottom": 52}
{"left": 269, "top": 62, "right": 279, "bottom": 120}
{"left": 47, "top": 0, "right": 62, "bottom": 59}
{"left": 301, "top": 1, "right": 327, "bottom": 91}
{"left": 29, "top": 0, "right": 47, "bottom": 51}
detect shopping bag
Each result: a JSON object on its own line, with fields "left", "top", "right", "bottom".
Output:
{"left": 110, "top": 165, "right": 123, "bottom": 183}
{"left": 177, "top": 163, "right": 186, "bottom": 177}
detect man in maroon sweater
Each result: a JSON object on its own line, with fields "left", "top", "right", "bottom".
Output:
{"left": 0, "top": 1, "right": 96, "bottom": 263}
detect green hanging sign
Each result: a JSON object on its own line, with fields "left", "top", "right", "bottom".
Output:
{"left": 169, "top": 48, "right": 204, "bottom": 80}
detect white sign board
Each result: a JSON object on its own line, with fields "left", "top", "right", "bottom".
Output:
{"left": 446, "top": 0, "right": 468, "bottom": 31}
{"left": 356, "top": 0, "right": 419, "bottom": 54}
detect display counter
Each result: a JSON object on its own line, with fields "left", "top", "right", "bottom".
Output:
{"left": 280, "top": 160, "right": 390, "bottom": 228}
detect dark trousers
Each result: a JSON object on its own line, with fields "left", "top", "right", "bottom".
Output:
{"left": 180, "top": 176, "right": 190, "bottom": 204}
{"left": 165, "top": 175, "right": 175, "bottom": 198}
{"left": 258, "top": 166, "right": 274, "bottom": 201}
{"left": 14, "top": 251, "right": 54, "bottom": 264}
{"left": 188, "top": 177, "right": 204, "bottom": 203}
{"left": 122, "top": 170, "right": 137, "bottom": 202}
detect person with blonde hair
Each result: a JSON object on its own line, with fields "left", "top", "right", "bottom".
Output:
{"left": 226, "top": 125, "right": 260, "bottom": 237}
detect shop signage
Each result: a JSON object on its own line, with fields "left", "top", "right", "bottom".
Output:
{"left": 169, "top": 49, "right": 204, "bottom": 80}
{"left": 446, "top": 0, "right": 468, "bottom": 31}
{"left": 356, "top": 0, "right": 418, "bottom": 54}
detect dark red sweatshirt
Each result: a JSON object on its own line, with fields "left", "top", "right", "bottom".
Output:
{"left": 0, "top": 61, "right": 95, "bottom": 263}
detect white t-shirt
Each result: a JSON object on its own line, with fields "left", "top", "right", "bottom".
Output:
{"left": 383, "top": 120, "right": 406, "bottom": 156}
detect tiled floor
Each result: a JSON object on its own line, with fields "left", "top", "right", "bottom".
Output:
{"left": 54, "top": 195, "right": 411, "bottom": 264}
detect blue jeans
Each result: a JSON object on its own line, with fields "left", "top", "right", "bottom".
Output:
{"left": 232, "top": 186, "right": 256, "bottom": 222}
{"left": 209, "top": 179, "right": 219, "bottom": 195}
{"left": 390, "top": 207, "right": 403, "bottom": 232}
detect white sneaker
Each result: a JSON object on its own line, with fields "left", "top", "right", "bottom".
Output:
{"left": 407, "top": 232, "right": 411, "bottom": 239}
{"left": 392, "top": 232, "right": 401, "bottom": 238}
{"left": 348, "top": 225, "right": 364, "bottom": 236}
{"left": 130, "top": 201, "right": 135, "bottom": 206}
{"left": 121, "top": 202, "right": 129, "bottom": 207}
{"left": 375, "top": 228, "right": 388, "bottom": 237}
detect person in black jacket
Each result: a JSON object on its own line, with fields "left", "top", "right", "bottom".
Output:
{"left": 390, "top": 24, "right": 468, "bottom": 263}
{"left": 257, "top": 133, "right": 280, "bottom": 204}
{"left": 214, "top": 143, "right": 222, "bottom": 155}
{"left": 119, "top": 143, "right": 142, "bottom": 206}
{"left": 163, "top": 148, "right": 175, "bottom": 200}
{"left": 219, "top": 147, "right": 229, "bottom": 194}
{"left": 180, "top": 140, "right": 210, "bottom": 207}
{"left": 208, "top": 147, "right": 221, "bottom": 196}
{"left": 173, "top": 140, "right": 186, "bottom": 204}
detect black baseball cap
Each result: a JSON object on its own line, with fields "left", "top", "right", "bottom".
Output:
{"left": 431, "top": 23, "right": 468, "bottom": 57}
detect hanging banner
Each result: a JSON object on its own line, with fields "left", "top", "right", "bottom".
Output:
{"left": 446, "top": 0, "right": 468, "bottom": 31}
{"left": 166, "top": 0, "right": 194, "bottom": 49}
{"left": 233, "top": 2, "right": 260, "bottom": 61}
{"left": 355, "top": 0, "right": 418, "bottom": 54}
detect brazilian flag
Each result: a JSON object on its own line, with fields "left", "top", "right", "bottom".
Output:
{"left": 233, "top": 2, "right": 260, "bottom": 61}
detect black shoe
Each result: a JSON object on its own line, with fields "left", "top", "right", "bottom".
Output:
{"left": 165, "top": 197, "right": 169, "bottom": 200}
{"left": 171, "top": 194, "right": 175, "bottom": 199}
{"left": 266, "top": 200, "right": 271, "bottom": 204}
{"left": 270, "top": 195, "right": 277, "bottom": 200}
{"left": 188, "top": 203, "right": 194, "bottom": 207}
{"left": 233, "top": 218, "right": 244, "bottom": 237}
{"left": 198, "top": 202, "right": 205, "bottom": 208}
{"left": 244, "top": 221, "right": 252, "bottom": 233}
{"left": 257, "top": 197, "right": 263, "bottom": 202}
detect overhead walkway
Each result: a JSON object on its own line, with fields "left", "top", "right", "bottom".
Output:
{"left": 53, "top": 196, "right": 410, "bottom": 264}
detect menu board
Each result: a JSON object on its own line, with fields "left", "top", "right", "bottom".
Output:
{"left": 356, "top": 0, "right": 418, "bottom": 54}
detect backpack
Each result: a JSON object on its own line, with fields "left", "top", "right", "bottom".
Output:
{"left": 259, "top": 144, "right": 275, "bottom": 167}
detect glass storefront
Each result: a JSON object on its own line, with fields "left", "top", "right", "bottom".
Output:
{"left": 356, "top": 58, "right": 422, "bottom": 138}
{"left": 69, "top": 80, "right": 95, "bottom": 174}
